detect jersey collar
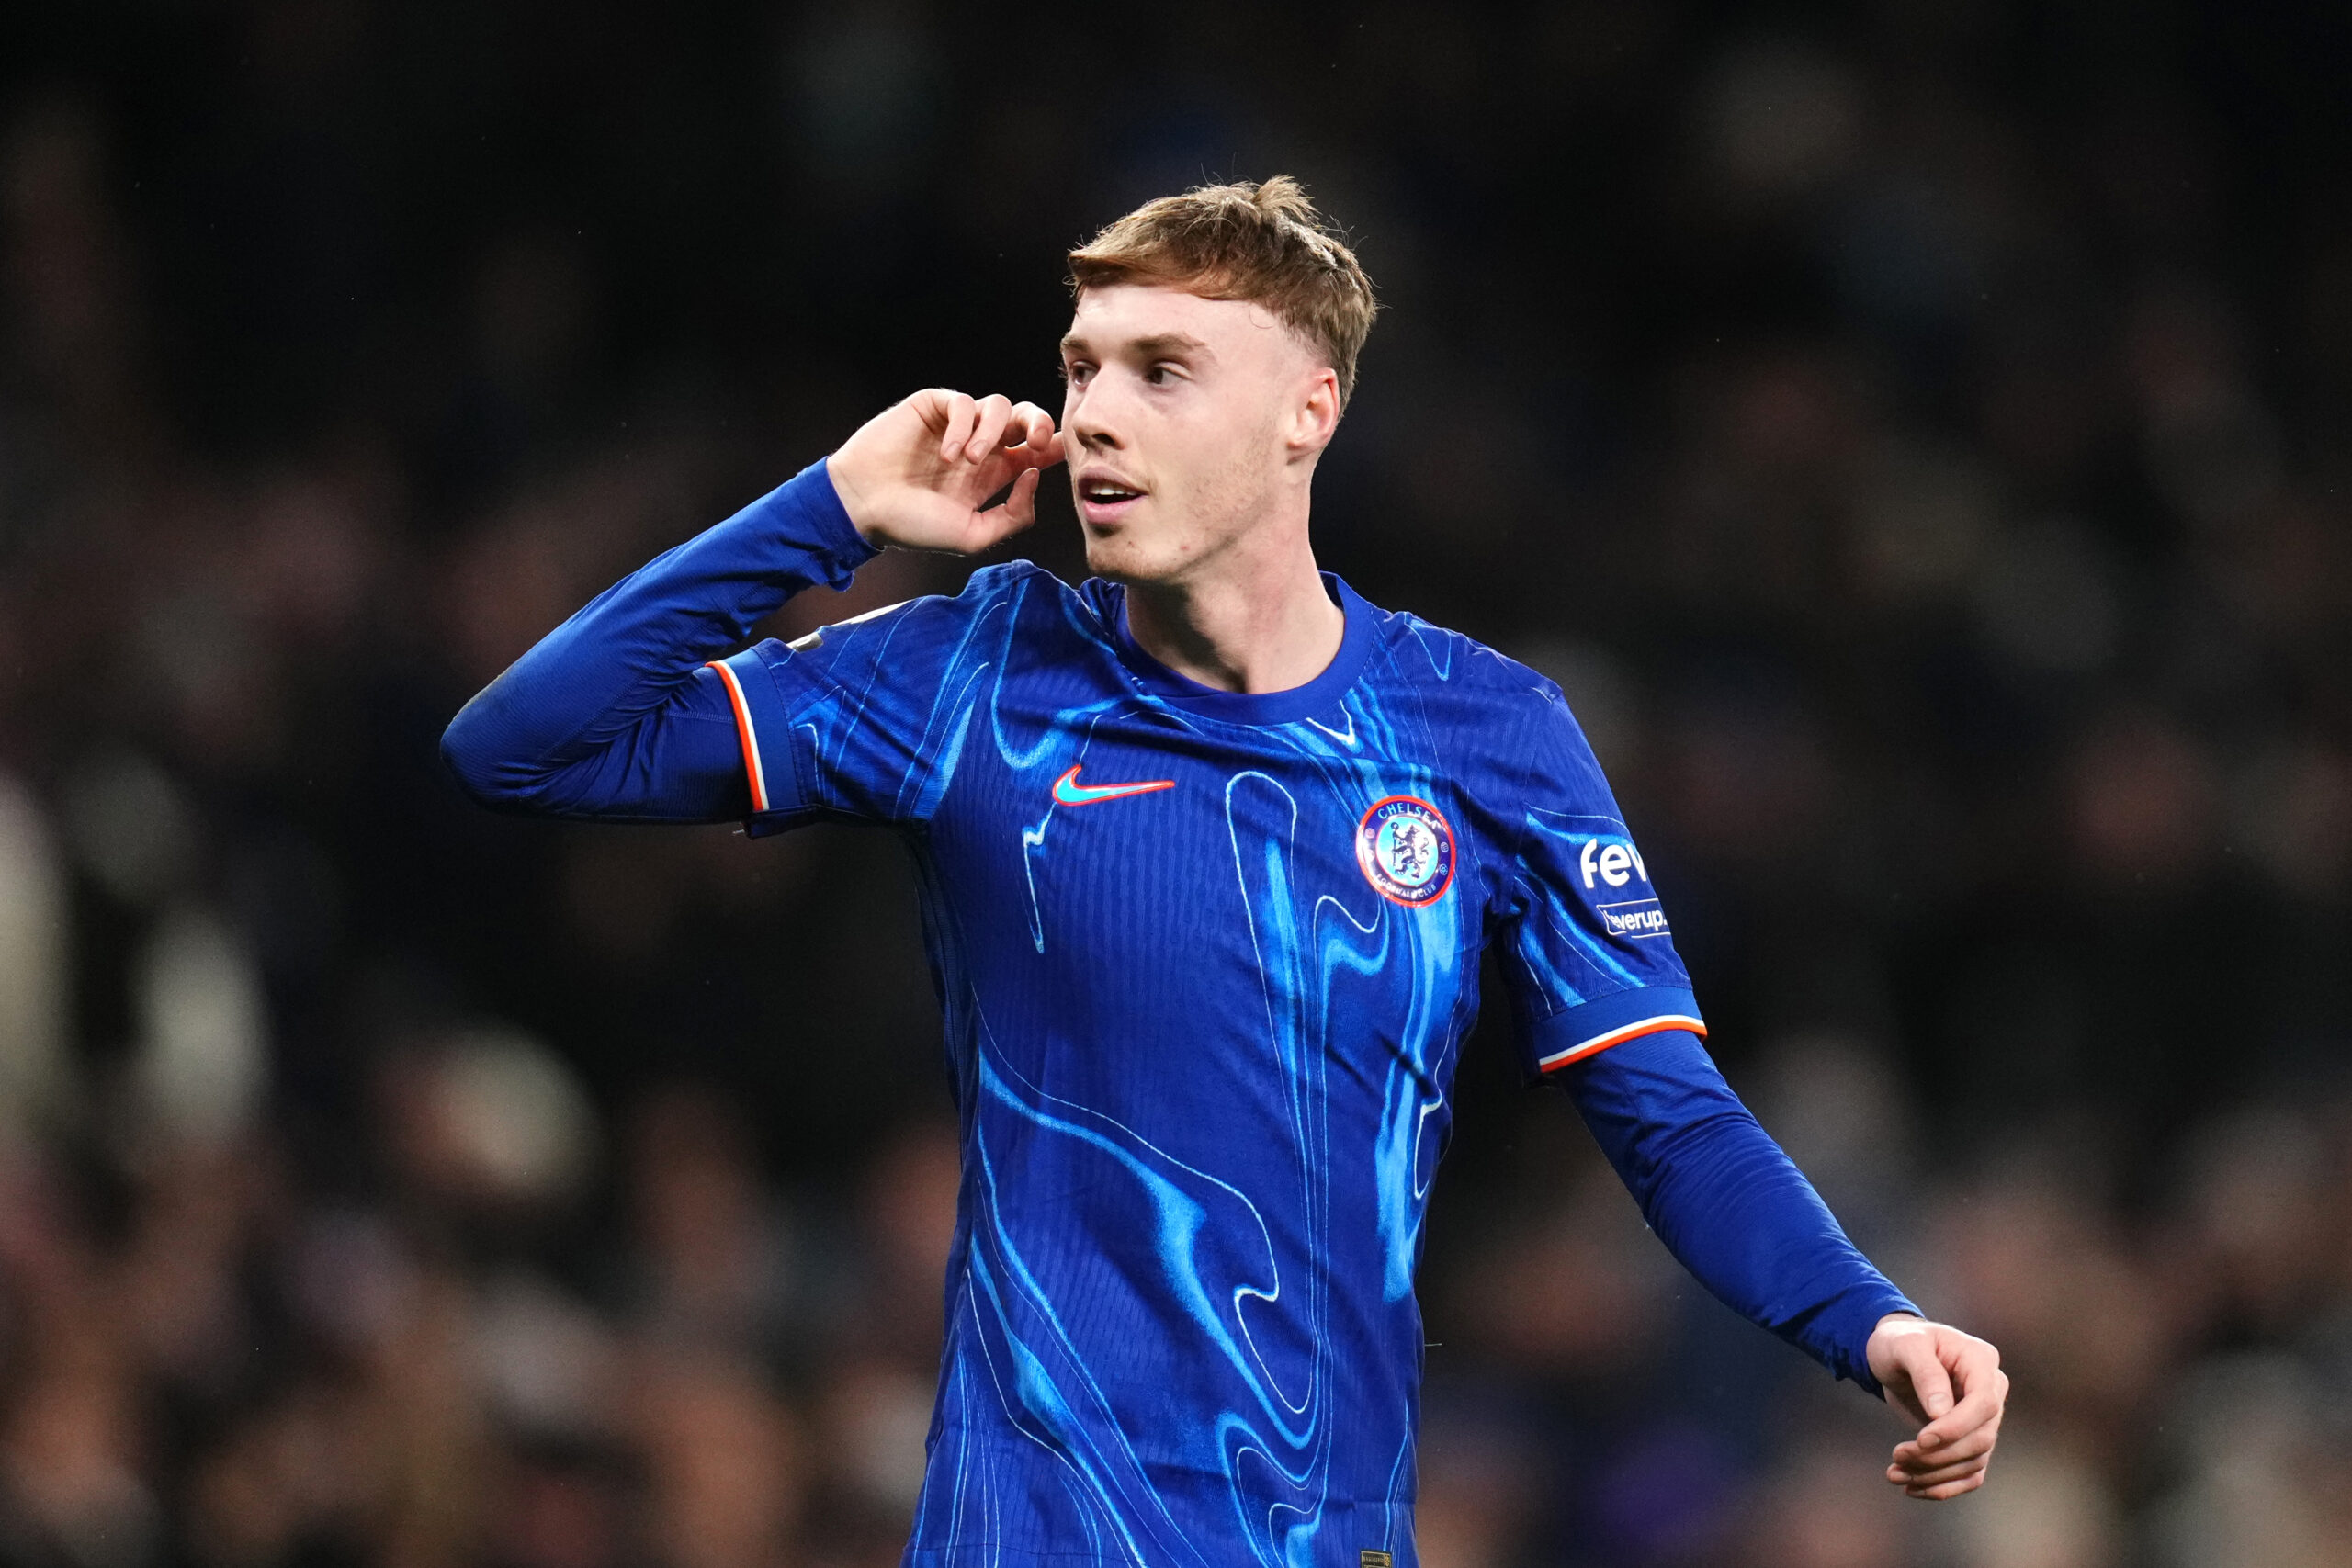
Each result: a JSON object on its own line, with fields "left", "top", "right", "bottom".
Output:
{"left": 1097, "top": 570, "right": 1380, "bottom": 726}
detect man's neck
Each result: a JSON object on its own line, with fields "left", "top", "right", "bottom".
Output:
{"left": 1122, "top": 524, "right": 1346, "bottom": 695}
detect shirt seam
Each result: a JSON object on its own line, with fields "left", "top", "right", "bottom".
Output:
{"left": 742, "top": 649, "right": 831, "bottom": 814}
{"left": 1496, "top": 684, "right": 1557, "bottom": 933}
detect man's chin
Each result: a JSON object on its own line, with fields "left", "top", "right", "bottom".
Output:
{"left": 1080, "top": 532, "right": 1182, "bottom": 587}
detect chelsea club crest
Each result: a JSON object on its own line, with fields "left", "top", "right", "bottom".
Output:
{"left": 1355, "top": 795, "right": 1456, "bottom": 907}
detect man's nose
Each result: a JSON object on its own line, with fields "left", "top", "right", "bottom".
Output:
{"left": 1066, "top": 384, "right": 1123, "bottom": 450}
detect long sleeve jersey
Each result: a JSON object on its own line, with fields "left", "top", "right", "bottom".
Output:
{"left": 443, "top": 459, "right": 1917, "bottom": 1568}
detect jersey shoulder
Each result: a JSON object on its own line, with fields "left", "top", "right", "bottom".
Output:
{"left": 1354, "top": 596, "right": 1576, "bottom": 729}
{"left": 963, "top": 557, "right": 1066, "bottom": 603}
{"left": 1349, "top": 596, "right": 1619, "bottom": 846}
{"left": 784, "top": 558, "right": 1071, "bottom": 654}
{"left": 963, "top": 558, "right": 1111, "bottom": 637}
{"left": 860, "top": 556, "right": 1067, "bottom": 628}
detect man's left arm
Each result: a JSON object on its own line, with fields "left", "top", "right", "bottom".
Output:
{"left": 1487, "top": 681, "right": 2005, "bottom": 1499}
{"left": 1560, "top": 1030, "right": 2007, "bottom": 1500}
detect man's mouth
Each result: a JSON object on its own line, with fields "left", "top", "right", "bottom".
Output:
{"left": 1077, "top": 475, "right": 1147, "bottom": 524}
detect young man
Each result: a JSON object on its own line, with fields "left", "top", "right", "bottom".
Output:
{"left": 444, "top": 178, "right": 2006, "bottom": 1566}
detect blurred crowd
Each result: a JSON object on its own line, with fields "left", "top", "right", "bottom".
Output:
{"left": 3, "top": 2, "right": 2351, "bottom": 1565}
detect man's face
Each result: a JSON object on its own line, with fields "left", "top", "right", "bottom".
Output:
{"left": 1058, "top": 283, "right": 1327, "bottom": 585}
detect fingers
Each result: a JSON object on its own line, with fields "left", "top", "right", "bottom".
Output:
{"left": 1887, "top": 1416, "right": 1998, "bottom": 1498}
{"left": 967, "top": 393, "right": 1014, "bottom": 462}
{"left": 1889, "top": 1340, "right": 2006, "bottom": 1502}
{"left": 968, "top": 467, "right": 1042, "bottom": 547}
{"left": 933, "top": 389, "right": 976, "bottom": 462}
{"left": 930, "top": 390, "right": 1060, "bottom": 468}
{"left": 1890, "top": 1420, "right": 1999, "bottom": 1496}
{"left": 982, "top": 399, "right": 1062, "bottom": 470}
{"left": 1013, "top": 401, "right": 1051, "bottom": 449}
{"left": 1901, "top": 1470, "right": 1988, "bottom": 1501}
{"left": 1000, "top": 466, "right": 1041, "bottom": 527}
{"left": 1892, "top": 1416, "right": 1998, "bottom": 1472}
{"left": 1917, "top": 1357, "right": 2007, "bottom": 1457}
{"left": 1891, "top": 1452, "right": 1992, "bottom": 1490}
{"left": 1896, "top": 1337, "right": 1957, "bottom": 1426}
{"left": 1009, "top": 401, "right": 1064, "bottom": 467}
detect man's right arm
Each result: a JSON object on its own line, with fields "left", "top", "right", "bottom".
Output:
{"left": 439, "top": 391, "right": 1061, "bottom": 822}
{"left": 438, "top": 460, "right": 876, "bottom": 821}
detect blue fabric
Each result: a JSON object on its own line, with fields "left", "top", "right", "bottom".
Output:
{"left": 443, "top": 459, "right": 1916, "bottom": 1567}
{"left": 1558, "top": 1029, "right": 1917, "bottom": 1394}
{"left": 440, "top": 457, "right": 876, "bottom": 820}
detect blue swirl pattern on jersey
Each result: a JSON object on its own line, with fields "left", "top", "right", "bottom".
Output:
{"left": 440, "top": 460, "right": 1918, "bottom": 1568}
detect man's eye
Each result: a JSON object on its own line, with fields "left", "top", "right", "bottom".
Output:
{"left": 1146, "top": 364, "right": 1174, "bottom": 385}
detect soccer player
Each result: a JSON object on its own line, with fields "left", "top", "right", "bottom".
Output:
{"left": 443, "top": 177, "right": 2006, "bottom": 1566}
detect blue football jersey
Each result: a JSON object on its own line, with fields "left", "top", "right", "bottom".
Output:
{"left": 708, "top": 564, "right": 1701, "bottom": 1568}
{"left": 442, "top": 459, "right": 1915, "bottom": 1568}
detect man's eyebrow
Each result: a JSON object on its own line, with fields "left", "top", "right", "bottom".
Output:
{"left": 1057, "top": 331, "right": 1211, "bottom": 358}
{"left": 1127, "top": 332, "right": 1210, "bottom": 358}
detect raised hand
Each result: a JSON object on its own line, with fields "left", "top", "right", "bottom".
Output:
{"left": 1867, "top": 1314, "right": 2007, "bottom": 1499}
{"left": 826, "top": 389, "right": 1065, "bottom": 555}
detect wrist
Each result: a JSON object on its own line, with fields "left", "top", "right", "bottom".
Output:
{"left": 766, "top": 457, "right": 880, "bottom": 577}
{"left": 823, "top": 453, "right": 879, "bottom": 543}
{"left": 1870, "top": 1311, "right": 1927, "bottom": 1355}
{"left": 1863, "top": 1309, "right": 1928, "bottom": 1396}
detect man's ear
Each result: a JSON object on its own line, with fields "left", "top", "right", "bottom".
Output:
{"left": 1287, "top": 367, "right": 1342, "bottom": 459}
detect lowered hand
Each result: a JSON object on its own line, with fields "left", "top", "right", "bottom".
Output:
{"left": 1867, "top": 1314, "right": 2007, "bottom": 1500}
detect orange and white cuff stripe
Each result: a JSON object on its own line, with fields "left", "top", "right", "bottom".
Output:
{"left": 1536, "top": 1013, "right": 1707, "bottom": 1073}
{"left": 706, "top": 659, "right": 770, "bottom": 814}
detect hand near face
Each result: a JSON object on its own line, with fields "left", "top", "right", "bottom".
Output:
{"left": 827, "top": 389, "right": 1066, "bottom": 554}
{"left": 1866, "top": 1314, "right": 2007, "bottom": 1499}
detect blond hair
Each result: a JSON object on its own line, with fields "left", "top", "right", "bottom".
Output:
{"left": 1068, "top": 175, "right": 1378, "bottom": 409}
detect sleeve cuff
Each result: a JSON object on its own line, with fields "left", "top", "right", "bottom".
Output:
{"left": 1825, "top": 1290, "right": 1926, "bottom": 1398}
{"left": 763, "top": 457, "right": 881, "bottom": 588}
{"left": 1527, "top": 986, "right": 1706, "bottom": 1074}
{"left": 706, "top": 649, "right": 800, "bottom": 819}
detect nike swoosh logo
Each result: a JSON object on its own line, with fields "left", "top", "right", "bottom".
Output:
{"left": 1052, "top": 764, "right": 1175, "bottom": 807}
{"left": 1306, "top": 713, "right": 1357, "bottom": 747}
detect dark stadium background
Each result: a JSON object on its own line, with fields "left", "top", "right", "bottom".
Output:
{"left": 3, "top": 3, "right": 2350, "bottom": 1564}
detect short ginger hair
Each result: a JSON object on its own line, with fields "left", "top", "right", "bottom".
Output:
{"left": 1068, "top": 175, "right": 1378, "bottom": 410}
